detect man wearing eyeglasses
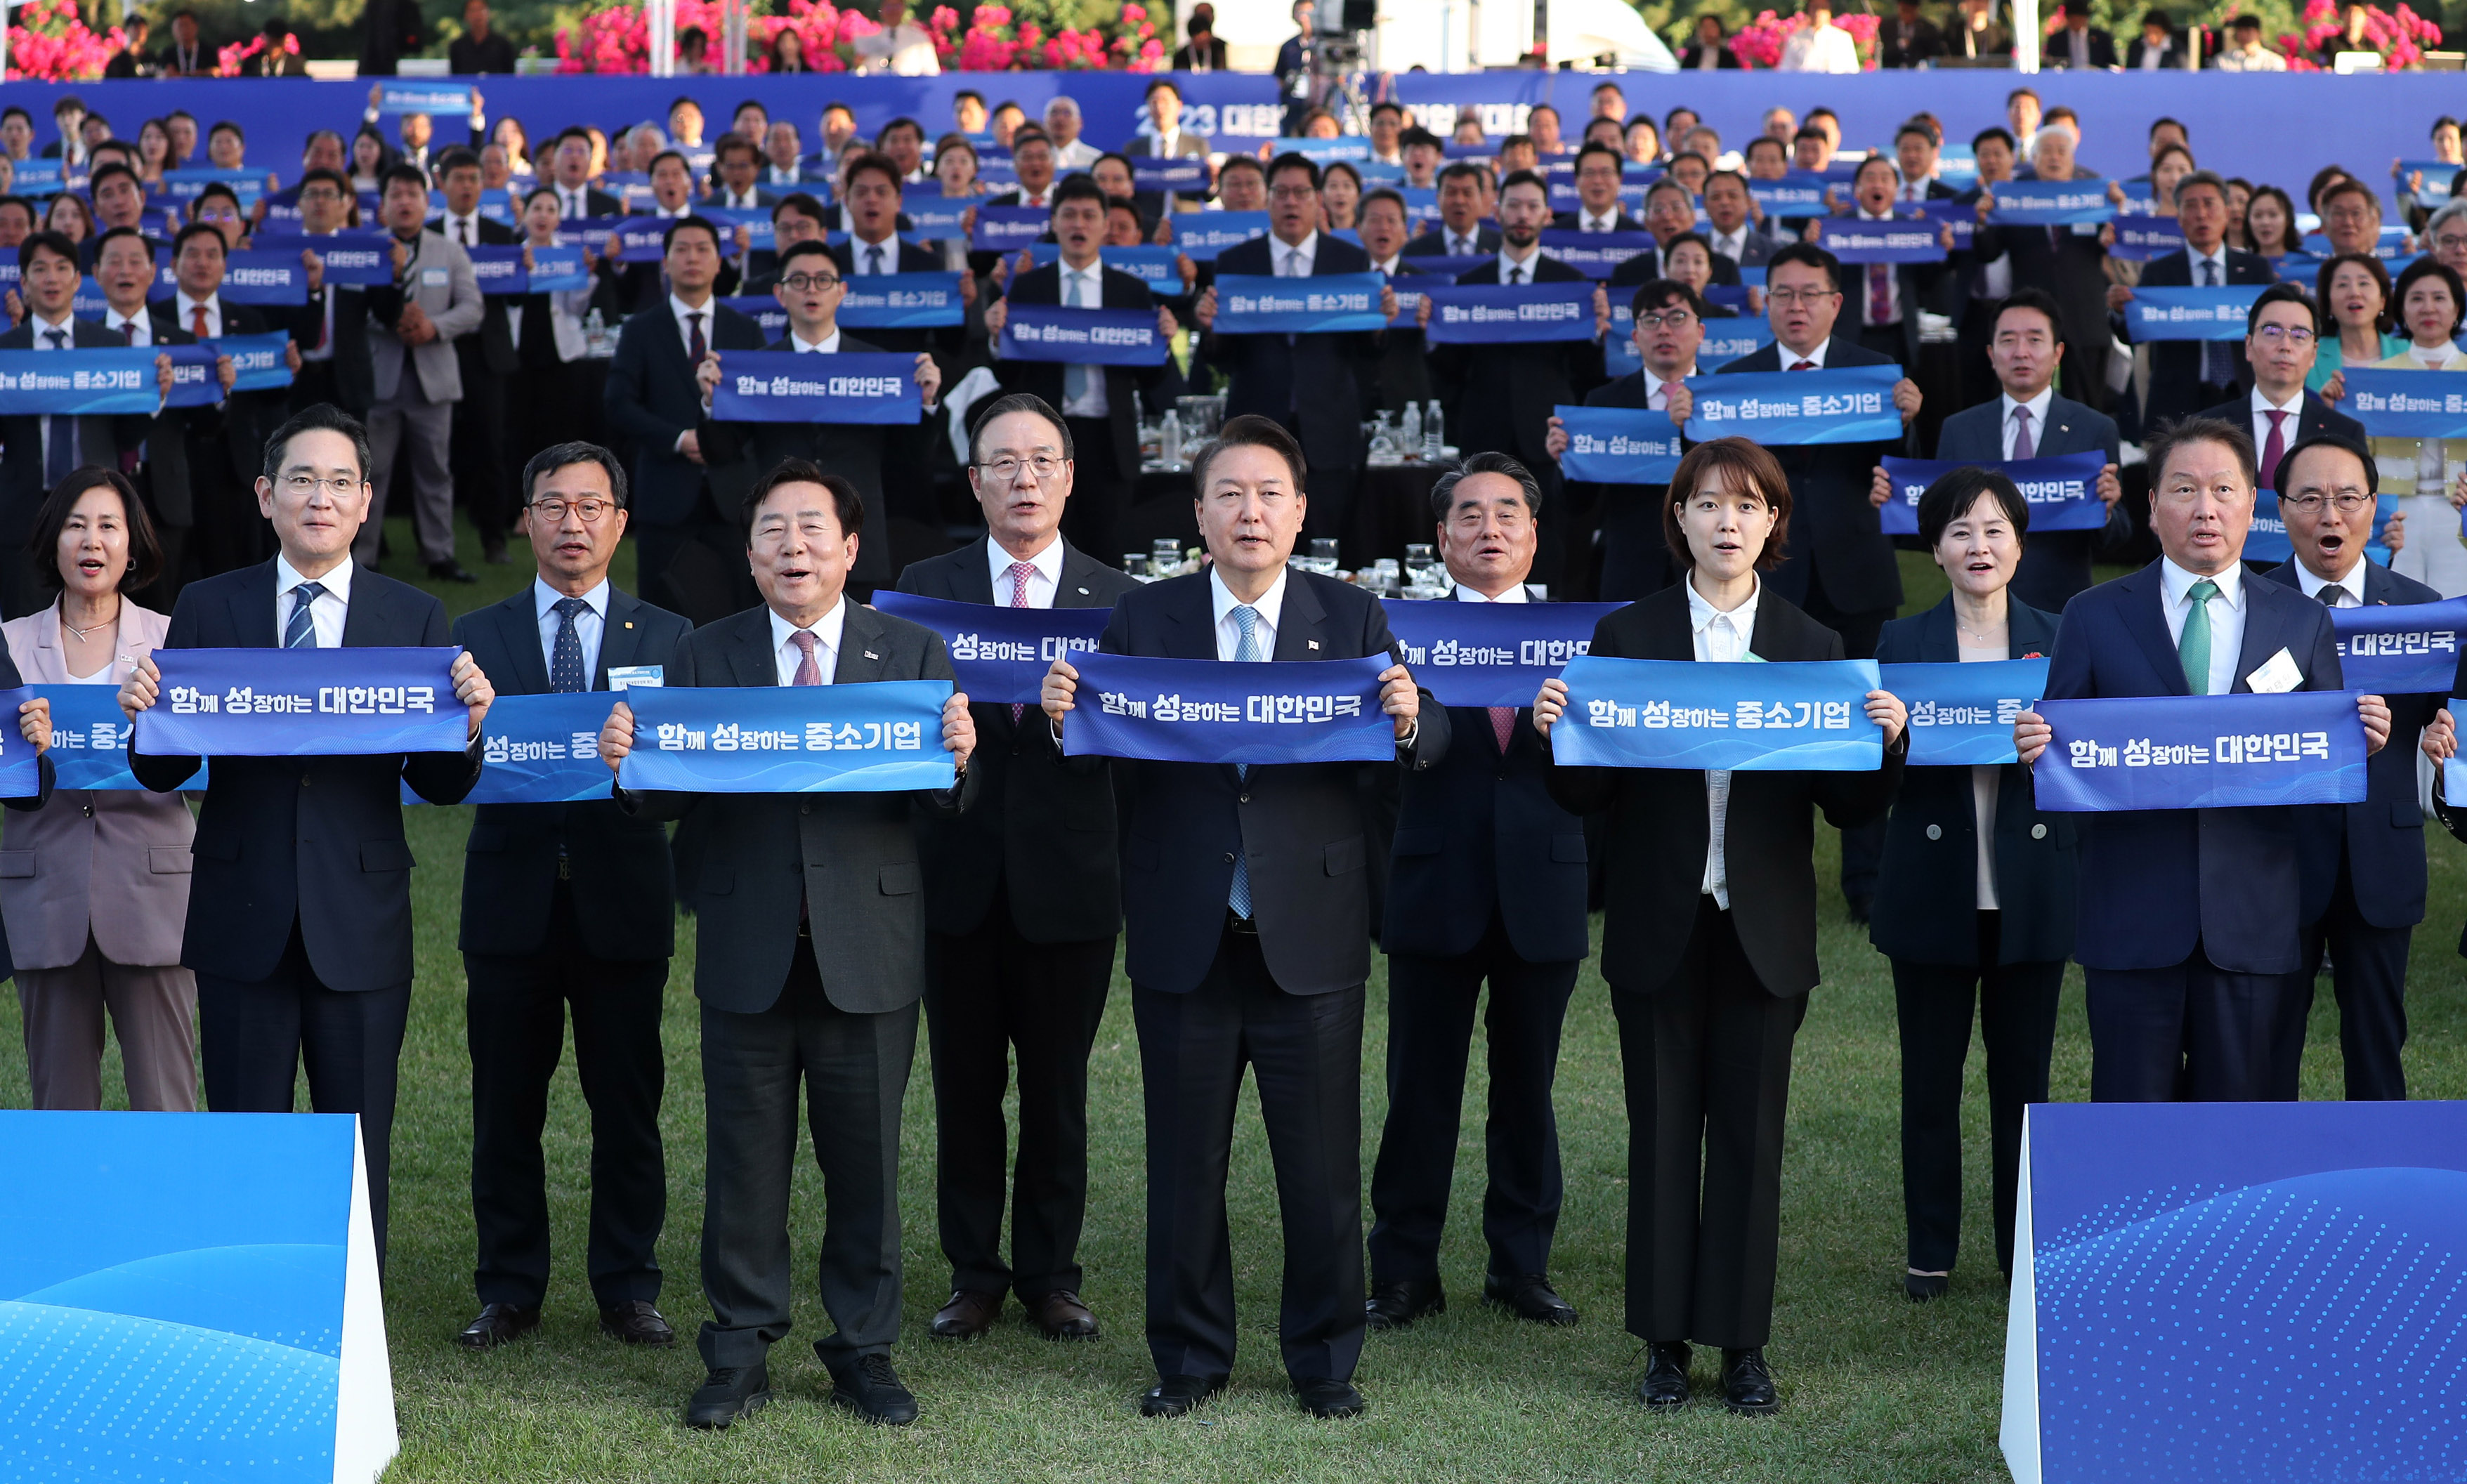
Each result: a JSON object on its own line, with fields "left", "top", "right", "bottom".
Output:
{"left": 1544, "top": 277, "right": 1706, "bottom": 603}
{"left": 2112, "top": 171, "right": 2276, "bottom": 435}
{"left": 2195, "top": 284, "right": 2364, "bottom": 492}
{"left": 2257, "top": 432, "right": 2435, "bottom": 1105}
{"left": 448, "top": 440, "right": 692, "bottom": 1353}
{"left": 697, "top": 237, "right": 943, "bottom": 599}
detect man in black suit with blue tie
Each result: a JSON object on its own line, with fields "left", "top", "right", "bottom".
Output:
{"left": 2261, "top": 433, "right": 2439, "bottom": 1101}
{"left": 1041, "top": 415, "right": 1446, "bottom": 1421}
{"left": 2015, "top": 417, "right": 2393, "bottom": 1103}
{"left": 450, "top": 442, "right": 693, "bottom": 1352}
{"left": 2114, "top": 171, "right": 2277, "bottom": 435}
{"left": 1366, "top": 454, "right": 1588, "bottom": 1336}
{"left": 118, "top": 404, "right": 499, "bottom": 1267}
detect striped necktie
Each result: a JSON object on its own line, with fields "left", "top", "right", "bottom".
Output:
{"left": 284, "top": 582, "right": 327, "bottom": 648}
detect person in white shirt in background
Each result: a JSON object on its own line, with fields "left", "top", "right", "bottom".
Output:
{"left": 853, "top": 0, "right": 941, "bottom": 74}
{"left": 1780, "top": 0, "right": 1863, "bottom": 72}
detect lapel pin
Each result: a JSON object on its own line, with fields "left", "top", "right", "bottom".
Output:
{"left": 865, "top": 650, "right": 879, "bottom": 659}
{"left": 624, "top": 621, "right": 634, "bottom": 629}
{"left": 1307, "top": 640, "right": 1321, "bottom": 650}
{"left": 1078, "top": 586, "right": 1090, "bottom": 596}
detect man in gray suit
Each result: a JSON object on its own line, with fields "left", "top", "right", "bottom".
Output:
{"left": 1124, "top": 76, "right": 1211, "bottom": 218}
{"left": 1874, "top": 287, "right": 2123, "bottom": 612}
{"left": 598, "top": 458, "right": 980, "bottom": 1433}
{"left": 356, "top": 162, "right": 483, "bottom": 582}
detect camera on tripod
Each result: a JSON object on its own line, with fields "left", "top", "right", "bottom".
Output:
{"left": 1316, "top": 35, "right": 1363, "bottom": 72}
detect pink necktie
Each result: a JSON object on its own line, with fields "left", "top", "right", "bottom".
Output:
{"left": 1007, "top": 560, "right": 1035, "bottom": 723}
{"left": 2260, "top": 409, "right": 2288, "bottom": 492}
{"left": 790, "top": 629, "right": 823, "bottom": 686}
{"left": 2010, "top": 405, "right": 2034, "bottom": 460}
{"left": 1868, "top": 262, "right": 1892, "bottom": 325}
{"left": 1661, "top": 379, "right": 1684, "bottom": 407}
{"left": 1490, "top": 704, "right": 1516, "bottom": 755}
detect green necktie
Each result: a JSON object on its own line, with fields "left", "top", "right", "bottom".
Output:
{"left": 2178, "top": 578, "right": 2220, "bottom": 695}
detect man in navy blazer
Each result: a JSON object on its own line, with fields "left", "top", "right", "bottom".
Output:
{"left": 2195, "top": 284, "right": 2367, "bottom": 492}
{"left": 1547, "top": 277, "right": 1708, "bottom": 602}
{"left": 1042, "top": 415, "right": 1445, "bottom": 1421}
{"left": 2015, "top": 416, "right": 2391, "bottom": 1103}
{"left": 119, "top": 404, "right": 497, "bottom": 1267}
{"left": 1366, "top": 454, "right": 1588, "bottom": 1337}
{"left": 2260, "top": 433, "right": 2438, "bottom": 1101}
{"left": 2115, "top": 171, "right": 2277, "bottom": 433}
{"left": 450, "top": 442, "right": 693, "bottom": 1352}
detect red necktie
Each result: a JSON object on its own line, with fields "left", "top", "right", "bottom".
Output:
{"left": 1790, "top": 360, "right": 1817, "bottom": 372}
{"left": 1489, "top": 705, "right": 1515, "bottom": 755}
{"left": 686, "top": 311, "right": 707, "bottom": 364}
{"left": 191, "top": 303, "right": 209, "bottom": 339}
{"left": 2260, "top": 409, "right": 2288, "bottom": 492}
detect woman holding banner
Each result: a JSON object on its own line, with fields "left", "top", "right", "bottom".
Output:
{"left": 1867, "top": 468, "right": 2071, "bottom": 1304}
{"left": 1532, "top": 437, "right": 1907, "bottom": 1417}
{"left": 1, "top": 468, "right": 188, "bottom": 1112}
{"left": 2371, "top": 258, "right": 2467, "bottom": 596}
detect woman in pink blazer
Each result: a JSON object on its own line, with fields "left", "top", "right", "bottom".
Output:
{"left": 3, "top": 469, "right": 196, "bottom": 1110}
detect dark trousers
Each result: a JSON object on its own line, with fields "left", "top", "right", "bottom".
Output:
{"left": 697, "top": 940, "right": 917, "bottom": 1370}
{"left": 1614, "top": 897, "right": 1806, "bottom": 1349}
{"left": 197, "top": 922, "right": 412, "bottom": 1269}
{"left": 1891, "top": 914, "right": 2064, "bottom": 1278}
{"left": 449, "top": 357, "right": 511, "bottom": 558}
{"left": 1134, "top": 925, "right": 1365, "bottom": 1384}
{"left": 1369, "top": 914, "right": 1580, "bottom": 1286}
{"left": 924, "top": 889, "right": 1115, "bottom": 1300}
{"left": 1801, "top": 565, "right": 1892, "bottom": 905}
{"left": 464, "top": 882, "right": 669, "bottom": 1311}
{"left": 2084, "top": 940, "right": 2287, "bottom": 1102}
{"left": 632, "top": 485, "right": 754, "bottom": 629}
{"left": 2273, "top": 856, "right": 2412, "bottom": 1101}
{"left": 1059, "top": 417, "right": 1134, "bottom": 571}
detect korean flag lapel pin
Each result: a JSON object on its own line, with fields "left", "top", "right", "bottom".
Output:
{"left": 1307, "top": 640, "right": 1321, "bottom": 651}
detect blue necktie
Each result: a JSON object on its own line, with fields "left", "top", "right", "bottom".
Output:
{"left": 549, "top": 597, "right": 590, "bottom": 692}
{"left": 2201, "top": 258, "right": 2232, "bottom": 387}
{"left": 1228, "top": 605, "right": 1262, "bottom": 919}
{"left": 42, "top": 329, "right": 74, "bottom": 490}
{"left": 284, "top": 582, "right": 327, "bottom": 649}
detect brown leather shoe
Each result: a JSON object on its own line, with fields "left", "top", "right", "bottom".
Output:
{"left": 455, "top": 1302, "right": 540, "bottom": 1348}
{"left": 1024, "top": 1289, "right": 1100, "bottom": 1341}
{"left": 930, "top": 1289, "right": 1004, "bottom": 1340}
{"left": 599, "top": 1300, "right": 676, "bottom": 1346}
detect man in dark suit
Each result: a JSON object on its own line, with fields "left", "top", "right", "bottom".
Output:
{"left": 1976, "top": 124, "right": 2114, "bottom": 410}
{"left": 118, "top": 403, "right": 497, "bottom": 1267}
{"left": 1611, "top": 179, "right": 1745, "bottom": 293}
{"left": 436, "top": 149, "right": 522, "bottom": 567}
{"left": 1552, "top": 142, "right": 1644, "bottom": 234}
{"left": 896, "top": 394, "right": 1141, "bottom": 1344}
{"left": 2014, "top": 416, "right": 2391, "bottom": 1103}
{"left": 699, "top": 239, "right": 944, "bottom": 605}
{"left": 1125, "top": 78, "right": 1212, "bottom": 218}
{"left": 1195, "top": 154, "right": 1394, "bottom": 568}
{"left": 827, "top": 151, "right": 973, "bottom": 523}
{"left": 278, "top": 169, "right": 380, "bottom": 420}
{"left": 447, "top": 0, "right": 519, "bottom": 72}
{"left": 1427, "top": 170, "right": 1608, "bottom": 593}
{"left": 159, "top": 222, "right": 292, "bottom": 582}
{"left": 1402, "top": 162, "right": 1502, "bottom": 259}
{"left": 1909, "top": 288, "right": 2126, "bottom": 612}
{"left": 2262, "top": 434, "right": 2437, "bottom": 1101}
{"left": 545, "top": 128, "right": 624, "bottom": 223}
{"left": 2195, "top": 283, "right": 2367, "bottom": 492}
{"left": 1041, "top": 414, "right": 1446, "bottom": 1421}
{"left": 1547, "top": 277, "right": 1707, "bottom": 603}
{"left": 606, "top": 215, "right": 769, "bottom": 619}
{"left": 984, "top": 129, "right": 1060, "bottom": 214}
{"left": 1831, "top": 155, "right": 1956, "bottom": 368}
{"left": 597, "top": 459, "right": 979, "bottom": 1431}
{"left": 2048, "top": 11, "right": 2118, "bottom": 67}
{"left": 1366, "top": 454, "right": 1589, "bottom": 1334}
{"left": 1677, "top": 13, "right": 1741, "bottom": 65}
{"left": 1, "top": 233, "right": 122, "bottom": 618}
{"left": 451, "top": 442, "right": 691, "bottom": 1352}
{"left": 90, "top": 226, "right": 207, "bottom": 605}
{"left": 2124, "top": 10, "right": 2183, "bottom": 67}
{"left": 1701, "top": 171, "right": 1778, "bottom": 271}
{"left": 983, "top": 178, "right": 1181, "bottom": 570}
{"left": 1876, "top": 0, "right": 1943, "bottom": 65}
{"left": 2118, "top": 171, "right": 2276, "bottom": 433}
{"left": 1171, "top": 1, "right": 1229, "bottom": 68}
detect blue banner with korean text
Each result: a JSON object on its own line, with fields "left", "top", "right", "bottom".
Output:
{"left": 2398, "top": 159, "right": 2459, "bottom": 207}
{"left": 466, "top": 244, "right": 531, "bottom": 296}
{"left": 1210, "top": 272, "right": 1389, "bottom": 335}
{"left": 159, "top": 346, "right": 222, "bottom": 409}
{"left": 2338, "top": 367, "right": 2467, "bottom": 440}
{"left": 837, "top": 271, "right": 967, "bottom": 329}
{"left": 525, "top": 244, "right": 589, "bottom": 293}
{"left": 154, "top": 166, "right": 273, "bottom": 207}
{"left": 2110, "top": 216, "right": 2187, "bottom": 262}
{"left": 1537, "top": 230, "right": 1655, "bottom": 280}
{"left": 1905, "top": 199, "right": 1978, "bottom": 251}
{"left": 1816, "top": 218, "right": 1949, "bottom": 263}
{"left": 1554, "top": 405, "right": 1684, "bottom": 485}
{"left": 1878, "top": 659, "right": 2050, "bottom": 766}
{"left": 1748, "top": 173, "right": 1831, "bottom": 216}
{"left": 610, "top": 218, "right": 670, "bottom": 263}
{"left": 0, "top": 350, "right": 164, "bottom": 415}
{"left": 1550, "top": 655, "right": 1885, "bottom": 771}
{"left": 0, "top": 689, "right": 38, "bottom": 800}
{"left": 208, "top": 251, "right": 309, "bottom": 307}
{"left": 997, "top": 305, "right": 1172, "bottom": 366}
{"left": 257, "top": 230, "right": 395, "bottom": 286}
{"left": 1880, "top": 452, "right": 2110, "bottom": 534}
{"left": 708, "top": 351, "right": 922, "bottom": 424}
{"left": 2301, "top": 225, "right": 2412, "bottom": 260}
{"left": 1026, "top": 242, "right": 1180, "bottom": 288}
{"left": 1380, "top": 598, "right": 1624, "bottom": 709}
{"left": 1986, "top": 180, "right": 2118, "bottom": 225}
{"left": 1419, "top": 280, "right": 1598, "bottom": 345}
{"left": 1169, "top": 211, "right": 1269, "bottom": 263}
{"left": 1687, "top": 365, "right": 1902, "bottom": 445}
{"left": 134, "top": 648, "right": 468, "bottom": 756}
{"left": 377, "top": 81, "right": 471, "bottom": 115}
{"left": 2031, "top": 692, "right": 2369, "bottom": 811}
{"left": 701, "top": 207, "right": 778, "bottom": 252}
{"left": 870, "top": 591, "right": 1110, "bottom": 706}
{"left": 2123, "top": 287, "right": 2263, "bottom": 341}
{"left": 898, "top": 187, "right": 969, "bottom": 242}
{"left": 719, "top": 295, "right": 790, "bottom": 341}
{"left": 972, "top": 204, "right": 1052, "bottom": 254}
{"left": 2328, "top": 596, "right": 2467, "bottom": 693}
{"left": 1132, "top": 156, "right": 1208, "bottom": 195}
{"left": 32, "top": 684, "right": 195, "bottom": 792}
{"left": 1061, "top": 652, "right": 1394, "bottom": 766}
{"left": 617, "top": 681, "right": 955, "bottom": 794}
{"left": 463, "top": 692, "right": 622, "bottom": 806}
{"left": 1399, "top": 254, "right": 1492, "bottom": 282}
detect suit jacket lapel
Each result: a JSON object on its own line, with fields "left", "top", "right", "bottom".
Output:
{"left": 493, "top": 590, "right": 554, "bottom": 694}
{"left": 1164, "top": 574, "right": 1217, "bottom": 659}
{"left": 1272, "top": 574, "right": 1329, "bottom": 661}
{"left": 2231, "top": 579, "right": 2291, "bottom": 692}
{"left": 833, "top": 601, "right": 890, "bottom": 684}
{"left": 1055, "top": 542, "right": 1111, "bottom": 607}
{"left": 229, "top": 560, "right": 281, "bottom": 648}
{"left": 595, "top": 589, "right": 646, "bottom": 685}
{"left": 727, "top": 607, "right": 778, "bottom": 688}
{"left": 2120, "top": 564, "right": 2192, "bottom": 696}
{"left": 957, "top": 539, "right": 1000, "bottom": 605}
{"left": 1918, "top": 596, "right": 1959, "bottom": 662}
{"left": 339, "top": 574, "right": 386, "bottom": 647}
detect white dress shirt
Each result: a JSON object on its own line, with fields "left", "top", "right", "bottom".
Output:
{"left": 1779, "top": 335, "right": 1831, "bottom": 372}
{"left": 790, "top": 328, "right": 845, "bottom": 355}
{"left": 717, "top": 187, "right": 764, "bottom": 211}
{"left": 1980, "top": 237, "right": 2013, "bottom": 300}
{"left": 2159, "top": 557, "right": 2248, "bottom": 697}
{"left": 2293, "top": 558, "right": 2367, "bottom": 608}
{"left": 1054, "top": 139, "right": 1101, "bottom": 170}
{"left": 558, "top": 185, "right": 593, "bottom": 218}
{"left": 1453, "top": 582, "right": 1529, "bottom": 603}
{"left": 848, "top": 232, "right": 901, "bottom": 273}
{"left": 1781, "top": 23, "right": 1861, "bottom": 72}
{"left": 989, "top": 534, "right": 1064, "bottom": 608}
{"left": 2186, "top": 242, "right": 2229, "bottom": 285}
{"left": 669, "top": 292, "right": 715, "bottom": 353}
{"left": 1708, "top": 225, "right": 1747, "bottom": 262}
{"left": 1645, "top": 364, "right": 1701, "bottom": 408}
{"left": 1444, "top": 227, "right": 1483, "bottom": 258}
{"left": 853, "top": 19, "right": 939, "bottom": 74}
{"left": 1687, "top": 575, "right": 1759, "bottom": 908}
{"left": 769, "top": 597, "right": 848, "bottom": 686}
{"left": 1578, "top": 206, "right": 1623, "bottom": 233}
{"left": 534, "top": 577, "right": 610, "bottom": 678}
{"left": 2000, "top": 386, "right": 2056, "bottom": 459}
{"left": 1373, "top": 253, "right": 1403, "bottom": 275}
{"left": 107, "top": 307, "right": 152, "bottom": 346}
{"left": 1056, "top": 258, "right": 1110, "bottom": 417}
{"left": 1857, "top": 209, "right": 1902, "bottom": 325}
{"left": 1497, "top": 244, "right": 1543, "bottom": 284}
{"left": 440, "top": 209, "right": 485, "bottom": 249}
{"left": 1275, "top": 231, "right": 1318, "bottom": 278}
{"left": 1209, "top": 565, "right": 1286, "bottom": 661}
{"left": 2250, "top": 383, "right": 2305, "bottom": 471}
{"left": 273, "top": 552, "right": 353, "bottom": 649}
{"left": 174, "top": 292, "right": 223, "bottom": 339}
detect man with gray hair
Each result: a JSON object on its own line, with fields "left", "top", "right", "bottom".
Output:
{"left": 1044, "top": 96, "right": 1101, "bottom": 170}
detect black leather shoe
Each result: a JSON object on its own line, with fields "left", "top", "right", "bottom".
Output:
{"left": 1720, "top": 1347, "right": 1779, "bottom": 1416}
{"left": 827, "top": 1353, "right": 919, "bottom": 1426}
{"left": 1294, "top": 1378, "right": 1367, "bottom": 1418}
{"left": 1904, "top": 1270, "right": 1950, "bottom": 1303}
{"left": 599, "top": 1300, "right": 675, "bottom": 1346}
{"left": 1363, "top": 1276, "right": 1446, "bottom": 1331}
{"left": 454, "top": 1302, "right": 539, "bottom": 1348}
{"left": 1137, "top": 1374, "right": 1226, "bottom": 1417}
{"left": 1023, "top": 1289, "right": 1100, "bottom": 1340}
{"left": 1483, "top": 1272, "right": 1578, "bottom": 1326}
{"left": 684, "top": 1365, "right": 771, "bottom": 1430}
{"left": 428, "top": 560, "right": 479, "bottom": 584}
{"left": 1637, "top": 1341, "right": 1691, "bottom": 1410}
{"left": 930, "top": 1289, "right": 1003, "bottom": 1340}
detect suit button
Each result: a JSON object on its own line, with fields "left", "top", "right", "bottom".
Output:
{"left": 1222, "top": 851, "right": 1236, "bottom": 863}
{"left": 2031, "top": 822, "right": 2048, "bottom": 840}
{"left": 301, "top": 777, "right": 310, "bottom": 788}
{"left": 1239, "top": 793, "right": 1250, "bottom": 803}
{"left": 801, "top": 801, "right": 813, "bottom": 815}
{"left": 81, "top": 802, "right": 94, "bottom": 819}
{"left": 1925, "top": 823, "right": 1942, "bottom": 841}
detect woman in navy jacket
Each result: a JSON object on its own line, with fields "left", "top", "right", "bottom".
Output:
{"left": 1869, "top": 467, "right": 2074, "bottom": 1302}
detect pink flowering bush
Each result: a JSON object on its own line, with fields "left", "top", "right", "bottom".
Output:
{"left": 4, "top": 0, "right": 124, "bottom": 81}
{"left": 553, "top": 0, "right": 1158, "bottom": 71}
{"left": 214, "top": 32, "right": 301, "bottom": 77}
{"left": 1729, "top": 9, "right": 1882, "bottom": 69}
{"left": 2298, "top": 0, "right": 2443, "bottom": 65}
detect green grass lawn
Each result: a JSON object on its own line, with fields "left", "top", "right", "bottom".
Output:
{"left": 4, "top": 531, "right": 2464, "bottom": 1482}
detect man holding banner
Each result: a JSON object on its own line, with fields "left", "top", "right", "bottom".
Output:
{"left": 2114, "top": 171, "right": 2275, "bottom": 434}
{"left": 1124, "top": 78, "right": 1212, "bottom": 218}
{"left": 1546, "top": 277, "right": 1706, "bottom": 603}
{"left": 450, "top": 442, "right": 691, "bottom": 1353}
{"left": 2194, "top": 284, "right": 2365, "bottom": 492}
{"left": 163, "top": 221, "right": 292, "bottom": 584}
{"left": 2013, "top": 417, "right": 2390, "bottom": 1103}
{"left": 91, "top": 225, "right": 223, "bottom": 608}
{"left": 1040, "top": 414, "right": 1444, "bottom": 1420}
{"left": 116, "top": 403, "right": 499, "bottom": 1270}
{"left": 596, "top": 459, "right": 979, "bottom": 1431}
{"left": 0, "top": 232, "right": 121, "bottom": 619}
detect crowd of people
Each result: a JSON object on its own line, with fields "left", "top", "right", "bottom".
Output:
{"left": 1, "top": 70, "right": 2463, "bottom": 1433}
